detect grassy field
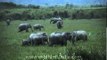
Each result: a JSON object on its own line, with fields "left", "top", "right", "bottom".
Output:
{"left": 0, "top": 19, "right": 106, "bottom": 60}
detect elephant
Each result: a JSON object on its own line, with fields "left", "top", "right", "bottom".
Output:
{"left": 70, "top": 30, "right": 88, "bottom": 44}
{"left": 22, "top": 39, "right": 31, "bottom": 46}
{"left": 5, "top": 19, "right": 11, "bottom": 26}
{"left": 50, "top": 17, "right": 62, "bottom": 24}
{"left": 33, "top": 24, "right": 44, "bottom": 31}
{"left": 18, "top": 23, "right": 33, "bottom": 32}
{"left": 48, "top": 32, "right": 71, "bottom": 46}
{"left": 56, "top": 20, "right": 63, "bottom": 29}
{"left": 22, "top": 32, "right": 48, "bottom": 46}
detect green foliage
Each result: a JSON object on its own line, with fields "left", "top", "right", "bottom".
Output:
{"left": 67, "top": 45, "right": 106, "bottom": 60}
{"left": 0, "top": 7, "right": 106, "bottom": 21}
{"left": 28, "top": 4, "right": 40, "bottom": 9}
{"left": 0, "top": 2, "right": 17, "bottom": 9}
{"left": 0, "top": 2, "right": 40, "bottom": 9}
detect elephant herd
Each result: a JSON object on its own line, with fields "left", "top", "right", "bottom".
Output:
{"left": 18, "top": 17, "right": 63, "bottom": 32}
{"left": 18, "top": 17, "right": 88, "bottom": 46}
{"left": 5, "top": 17, "right": 88, "bottom": 46}
{"left": 18, "top": 23, "right": 44, "bottom": 32}
{"left": 22, "top": 30, "right": 88, "bottom": 46}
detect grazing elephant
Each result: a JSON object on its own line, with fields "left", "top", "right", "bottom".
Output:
{"left": 48, "top": 32, "right": 71, "bottom": 46}
{"left": 22, "top": 39, "right": 31, "bottom": 46}
{"left": 70, "top": 30, "right": 88, "bottom": 44}
{"left": 5, "top": 19, "right": 11, "bottom": 26}
{"left": 18, "top": 23, "right": 33, "bottom": 32}
{"left": 56, "top": 20, "right": 63, "bottom": 29}
{"left": 22, "top": 32, "right": 48, "bottom": 46}
{"left": 50, "top": 17, "right": 62, "bottom": 24}
{"left": 33, "top": 24, "right": 44, "bottom": 31}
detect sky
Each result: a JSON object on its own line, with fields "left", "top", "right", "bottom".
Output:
{"left": 0, "top": 0, "right": 106, "bottom": 6}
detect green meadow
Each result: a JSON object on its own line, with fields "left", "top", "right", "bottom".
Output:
{"left": 0, "top": 19, "right": 106, "bottom": 60}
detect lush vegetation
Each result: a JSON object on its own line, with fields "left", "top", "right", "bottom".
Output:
{"left": 0, "top": 2, "right": 107, "bottom": 21}
{"left": 0, "top": 19, "right": 106, "bottom": 60}
{"left": 0, "top": 7, "right": 106, "bottom": 21}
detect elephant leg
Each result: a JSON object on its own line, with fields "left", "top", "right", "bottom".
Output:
{"left": 61, "top": 40, "right": 67, "bottom": 46}
{"left": 41, "top": 39, "right": 45, "bottom": 45}
{"left": 39, "top": 28, "right": 41, "bottom": 31}
{"left": 63, "top": 41, "right": 67, "bottom": 46}
{"left": 30, "top": 40, "right": 33, "bottom": 45}
{"left": 72, "top": 37, "right": 76, "bottom": 45}
{"left": 26, "top": 29, "right": 29, "bottom": 32}
{"left": 84, "top": 35, "right": 87, "bottom": 41}
{"left": 18, "top": 29, "right": 23, "bottom": 32}
{"left": 7, "top": 23, "right": 9, "bottom": 26}
{"left": 33, "top": 40, "right": 37, "bottom": 45}
{"left": 85, "top": 35, "right": 88, "bottom": 41}
{"left": 49, "top": 40, "right": 53, "bottom": 46}
{"left": 7, "top": 22, "right": 10, "bottom": 26}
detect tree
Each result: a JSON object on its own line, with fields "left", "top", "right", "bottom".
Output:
{"left": 28, "top": 4, "right": 40, "bottom": 9}
{"left": 65, "top": 3, "right": 73, "bottom": 8}
{"left": 0, "top": 2, "right": 17, "bottom": 9}
{"left": 53, "top": 11, "right": 59, "bottom": 17}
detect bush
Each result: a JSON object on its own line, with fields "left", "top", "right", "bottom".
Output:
{"left": 67, "top": 46, "right": 106, "bottom": 60}
{"left": 7, "top": 13, "right": 22, "bottom": 20}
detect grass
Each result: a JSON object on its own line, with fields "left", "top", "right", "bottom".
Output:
{"left": 0, "top": 18, "right": 106, "bottom": 60}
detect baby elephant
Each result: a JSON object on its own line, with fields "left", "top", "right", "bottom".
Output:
{"left": 18, "top": 23, "right": 33, "bottom": 32}
{"left": 70, "top": 30, "right": 88, "bottom": 44}
{"left": 49, "top": 32, "right": 71, "bottom": 46}
{"left": 22, "top": 32, "right": 48, "bottom": 46}
{"left": 56, "top": 20, "right": 63, "bottom": 29}
{"left": 33, "top": 24, "right": 44, "bottom": 31}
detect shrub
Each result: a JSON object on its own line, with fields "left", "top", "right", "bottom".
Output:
{"left": 67, "top": 46, "right": 106, "bottom": 60}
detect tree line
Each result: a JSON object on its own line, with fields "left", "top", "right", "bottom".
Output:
{"left": 0, "top": 2, "right": 106, "bottom": 21}
{"left": 0, "top": 2, "right": 40, "bottom": 9}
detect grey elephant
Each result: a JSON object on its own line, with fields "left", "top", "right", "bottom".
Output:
{"left": 33, "top": 24, "right": 44, "bottom": 31}
{"left": 22, "top": 32, "right": 48, "bottom": 46}
{"left": 18, "top": 23, "right": 33, "bottom": 32}
{"left": 48, "top": 32, "right": 71, "bottom": 46}
{"left": 70, "top": 30, "right": 88, "bottom": 44}
{"left": 56, "top": 20, "right": 63, "bottom": 29}
{"left": 5, "top": 19, "right": 11, "bottom": 26}
{"left": 50, "top": 17, "right": 62, "bottom": 24}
